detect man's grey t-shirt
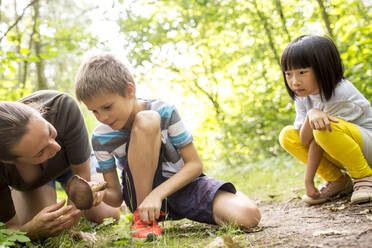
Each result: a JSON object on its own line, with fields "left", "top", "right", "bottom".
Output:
{"left": 0, "top": 90, "right": 91, "bottom": 222}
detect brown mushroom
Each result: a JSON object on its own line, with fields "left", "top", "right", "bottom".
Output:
{"left": 66, "top": 175, "right": 107, "bottom": 210}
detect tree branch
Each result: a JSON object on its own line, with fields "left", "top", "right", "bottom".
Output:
{"left": 0, "top": 0, "right": 39, "bottom": 43}
{"left": 0, "top": 0, "right": 2, "bottom": 22}
{"left": 252, "top": 0, "right": 281, "bottom": 67}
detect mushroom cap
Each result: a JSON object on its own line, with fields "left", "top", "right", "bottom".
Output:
{"left": 66, "top": 175, "right": 93, "bottom": 210}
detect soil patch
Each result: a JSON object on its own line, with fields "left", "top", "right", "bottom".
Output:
{"left": 249, "top": 195, "right": 372, "bottom": 248}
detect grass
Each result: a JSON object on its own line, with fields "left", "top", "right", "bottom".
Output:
{"left": 21, "top": 155, "right": 319, "bottom": 248}
{"left": 208, "top": 154, "right": 310, "bottom": 202}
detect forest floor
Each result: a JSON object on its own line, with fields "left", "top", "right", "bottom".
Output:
{"left": 107, "top": 193, "right": 372, "bottom": 248}
{"left": 246, "top": 195, "right": 372, "bottom": 248}
{"left": 36, "top": 157, "right": 372, "bottom": 247}
{"left": 38, "top": 192, "right": 372, "bottom": 248}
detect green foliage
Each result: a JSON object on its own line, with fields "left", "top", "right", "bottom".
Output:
{"left": 1, "top": 0, "right": 370, "bottom": 167}
{"left": 117, "top": 0, "right": 372, "bottom": 168}
{"left": 0, "top": 79, "right": 33, "bottom": 100}
{"left": 334, "top": 2, "right": 372, "bottom": 101}
{"left": 0, "top": 0, "right": 99, "bottom": 96}
{"left": 0, "top": 222, "right": 30, "bottom": 247}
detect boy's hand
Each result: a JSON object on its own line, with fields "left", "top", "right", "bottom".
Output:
{"left": 88, "top": 182, "right": 105, "bottom": 207}
{"left": 307, "top": 109, "right": 338, "bottom": 132}
{"left": 137, "top": 191, "right": 162, "bottom": 223}
{"left": 305, "top": 180, "right": 320, "bottom": 199}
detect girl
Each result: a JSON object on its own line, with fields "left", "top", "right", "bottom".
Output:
{"left": 279, "top": 35, "right": 372, "bottom": 205}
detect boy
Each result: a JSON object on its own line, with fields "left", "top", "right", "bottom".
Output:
{"left": 75, "top": 54, "right": 260, "bottom": 239}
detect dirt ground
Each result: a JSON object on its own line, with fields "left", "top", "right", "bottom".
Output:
{"left": 247, "top": 195, "right": 372, "bottom": 248}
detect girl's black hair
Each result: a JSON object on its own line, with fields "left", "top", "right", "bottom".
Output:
{"left": 280, "top": 35, "right": 344, "bottom": 101}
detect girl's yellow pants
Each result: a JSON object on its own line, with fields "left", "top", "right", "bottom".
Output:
{"left": 279, "top": 118, "right": 372, "bottom": 181}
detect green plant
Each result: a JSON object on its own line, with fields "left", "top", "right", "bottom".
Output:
{"left": 0, "top": 222, "right": 30, "bottom": 247}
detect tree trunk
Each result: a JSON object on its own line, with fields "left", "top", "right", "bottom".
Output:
{"left": 274, "top": 0, "right": 291, "bottom": 43}
{"left": 316, "top": 0, "right": 335, "bottom": 41}
{"left": 14, "top": 0, "right": 23, "bottom": 87}
{"left": 21, "top": 0, "right": 39, "bottom": 92}
{"left": 33, "top": 0, "right": 47, "bottom": 90}
{"left": 20, "top": 25, "right": 36, "bottom": 92}
{"left": 252, "top": 0, "right": 281, "bottom": 68}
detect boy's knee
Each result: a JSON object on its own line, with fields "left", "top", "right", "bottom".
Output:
{"left": 132, "top": 110, "right": 160, "bottom": 135}
{"left": 239, "top": 204, "right": 261, "bottom": 228}
{"left": 279, "top": 125, "right": 297, "bottom": 149}
{"left": 214, "top": 191, "right": 261, "bottom": 228}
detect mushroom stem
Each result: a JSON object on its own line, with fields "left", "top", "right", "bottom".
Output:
{"left": 91, "top": 182, "right": 108, "bottom": 193}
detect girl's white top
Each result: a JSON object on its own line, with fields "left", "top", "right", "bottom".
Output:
{"left": 293, "top": 79, "right": 372, "bottom": 165}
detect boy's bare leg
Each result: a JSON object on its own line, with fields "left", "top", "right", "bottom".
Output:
{"left": 83, "top": 173, "right": 121, "bottom": 223}
{"left": 212, "top": 191, "right": 261, "bottom": 228}
{"left": 127, "top": 111, "right": 161, "bottom": 206}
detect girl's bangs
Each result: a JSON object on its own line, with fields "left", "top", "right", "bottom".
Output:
{"left": 282, "top": 45, "right": 312, "bottom": 71}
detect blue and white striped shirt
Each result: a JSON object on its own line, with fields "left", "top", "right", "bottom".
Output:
{"left": 92, "top": 99, "right": 193, "bottom": 178}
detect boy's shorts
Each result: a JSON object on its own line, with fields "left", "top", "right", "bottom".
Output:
{"left": 121, "top": 151, "right": 236, "bottom": 225}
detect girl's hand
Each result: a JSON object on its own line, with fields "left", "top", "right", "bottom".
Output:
{"left": 137, "top": 191, "right": 162, "bottom": 223}
{"left": 307, "top": 109, "right": 338, "bottom": 131}
{"left": 305, "top": 180, "right": 320, "bottom": 199}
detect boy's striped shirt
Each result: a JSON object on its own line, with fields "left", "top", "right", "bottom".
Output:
{"left": 92, "top": 99, "right": 193, "bottom": 178}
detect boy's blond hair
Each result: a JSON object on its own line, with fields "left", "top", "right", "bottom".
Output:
{"left": 75, "top": 54, "right": 135, "bottom": 101}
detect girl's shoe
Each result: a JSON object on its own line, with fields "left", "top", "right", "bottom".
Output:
{"left": 302, "top": 175, "right": 353, "bottom": 205}
{"left": 351, "top": 175, "right": 372, "bottom": 204}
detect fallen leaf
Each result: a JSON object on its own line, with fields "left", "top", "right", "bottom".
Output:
{"left": 360, "top": 209, "right": 370, "bottom": 214}
{"left": 240, "top": 225, "right": 264, "bottom": 233}
{"left": 206, "top": 237, "right": 225, "bottom": 248}
{"left": 337, "top": 204, "right": 345, "bottom": 210}
{"left": 313, "top": 229, "right": 344, "bottom": 236}
{"left": 224, "top": 235, "right": 238, "bottom": 248}
{"left": 71, "top": 231, "right": 97, "bottom": 243}
{"left": 96, "top": 217, "right": 117, "bottom": 230}
{"left": 180, "top": 223, "right": 194, "bottom": 228}
{"left": 327, "top": 204, "right": 345, "bottom": 211}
